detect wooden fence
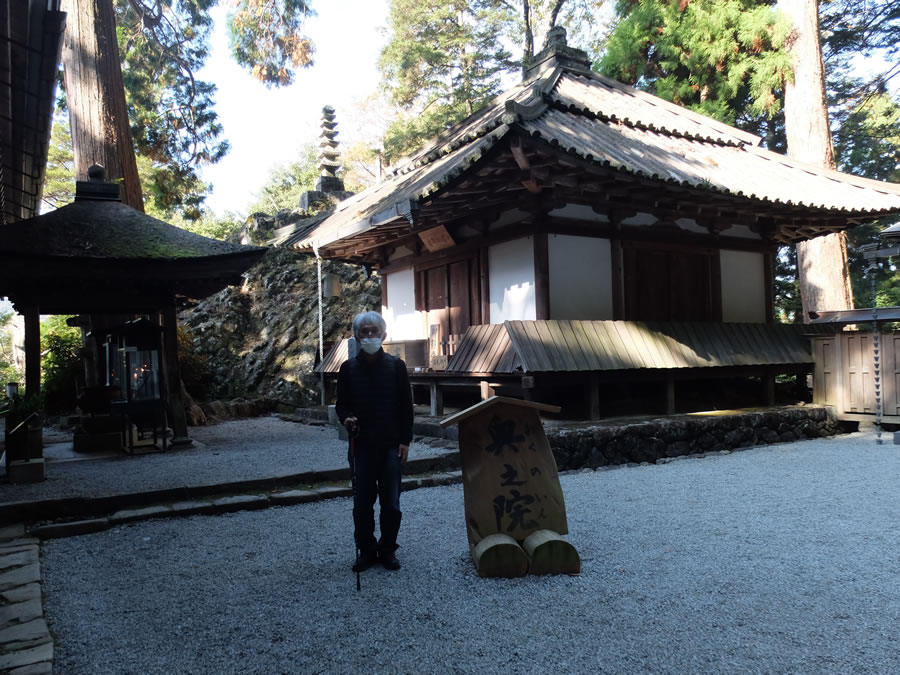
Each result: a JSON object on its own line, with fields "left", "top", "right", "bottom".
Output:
{"left": 813, "top": 331, "right": 900, "bottom": 422}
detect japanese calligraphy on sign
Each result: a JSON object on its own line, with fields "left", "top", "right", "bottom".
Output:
{"left": 441, "top": 396, "right": 580, "bottom": 578}
{"left": 448, "top": 398, "right": 568, "bottom": 547}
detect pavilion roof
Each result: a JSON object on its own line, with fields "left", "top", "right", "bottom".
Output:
{"left": 277, "top": 37, "right": 900, "bottom": 263}
{"left": 0, "top": 190, "right": 267, "bottom": 313}
{"left": 0, "top": 199, "right": 262, "bottom": 259}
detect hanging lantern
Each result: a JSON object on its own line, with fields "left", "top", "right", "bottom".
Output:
{"left": 323, "top": 273, "right": 342, "bottom": 298}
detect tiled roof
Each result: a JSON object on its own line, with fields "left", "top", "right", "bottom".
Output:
{"left": 288, "top": 57, "right": 900, "bottom": 257}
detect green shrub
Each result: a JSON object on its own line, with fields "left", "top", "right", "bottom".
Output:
{"left": 41, "top": 315, "right": 82, "bottom": 413}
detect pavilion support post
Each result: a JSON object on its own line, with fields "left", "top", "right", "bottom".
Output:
{"left": 161, "top": 303, "right": 191, "bottom": 446}
{"left": 665, "top": 373, "right": 676, "bottom": 415}
{"left": 587, "top": 373, "right": 601, "bottom": 421}
{"left": 23, "top": 305, "right": 41, "bottom": 398}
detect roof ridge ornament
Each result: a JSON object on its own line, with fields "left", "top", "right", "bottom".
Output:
{"left": 75, "top": 164, "right": 122, "bottom": 202}
{"left": 522, "top": 25, "right": 592, "bottom": 81}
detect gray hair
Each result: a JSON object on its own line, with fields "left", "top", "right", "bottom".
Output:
{"left": 351, "top": 311, "right": 387, "bottom": 340}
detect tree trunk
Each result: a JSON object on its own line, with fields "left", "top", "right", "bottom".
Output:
{"left": 60, "top": 0, "right": 144, "bottom": 210}
{"left": 780, "top": 0, "right": 854, "bottom": 321}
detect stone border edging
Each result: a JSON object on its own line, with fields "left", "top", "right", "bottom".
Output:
{"left": 26, "top": 471, "right": 465, "bottom": 540}
{"left": 0, "top": 524, "right": 52, "bottom": 675}
{"left": 0, "top": 453, "right": 460, "bottom": 527}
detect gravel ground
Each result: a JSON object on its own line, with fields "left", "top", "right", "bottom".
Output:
{"left": 0, "top": 417, "right": 455, "bottom": 504}
{"left": 41, "top": 432, "right": 900, "bottom": 674}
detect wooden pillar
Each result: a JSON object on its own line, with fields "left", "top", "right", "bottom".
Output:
{"left": 160, "top": 303, "right": 191, "bottom": 446}
{"left": 479, "top": 247, "right": 490, "bottom": 325}
{"left": 480, "top": 380, "right": 496, "bottom": 400}
{"left": 429, "top": 380, "right": 444, "bottom": 417}
{"left": 764, "top": 366, "right": 776, "bottom": 406}
{"left": 665, "top": 372, "right": 676, "bottom": 415}
{"left": 23, "top": 305, "right": 41, "bottom": 398}
{"left": 534, "top": 232, "right": 550, "bottom": 320}
{"left": 587, "top": 373, "right": 601, "bottom": 421}
{"left": 521, "top": 375, "right": 534, "bottom": 402}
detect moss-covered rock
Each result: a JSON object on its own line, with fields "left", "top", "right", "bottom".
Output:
{"left": 179, "top": 247, "right": 381, "bottom": 406}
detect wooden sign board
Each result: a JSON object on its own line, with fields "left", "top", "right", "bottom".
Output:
{"left": 418, "top": 225, "right": 455, "bottom": 252}
{"left": 442, "top": 396, "right": 580, "bottom": 577}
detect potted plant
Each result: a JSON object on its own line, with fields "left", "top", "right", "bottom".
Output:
{"left": 4, "top": 392, "right": 43, "bottom": 462}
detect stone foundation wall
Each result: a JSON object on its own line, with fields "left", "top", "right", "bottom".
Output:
{"left": 546, "top": 406, "right": 842, "bottom": 470}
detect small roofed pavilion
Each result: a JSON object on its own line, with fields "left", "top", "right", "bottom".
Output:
{"left": 0, "top": 167, "right": 267, "bottom": 447}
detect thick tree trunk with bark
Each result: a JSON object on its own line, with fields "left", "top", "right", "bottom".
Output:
{"left": 61, "top": 0, "right": 144, "bottom": 210}
{"left": 780, "top": 0, "right": 854, "bottom": 321}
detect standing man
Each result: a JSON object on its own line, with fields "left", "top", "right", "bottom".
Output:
{"left": 336, "top": 311, "right": 413, "bottom": 572}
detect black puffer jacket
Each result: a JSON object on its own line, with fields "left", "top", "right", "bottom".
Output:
{"left": 335, "top": 350, "right": 413, "bottom": 449}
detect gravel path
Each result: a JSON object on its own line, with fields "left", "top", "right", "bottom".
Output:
{"left": 0, "top": 417, "right": 454, "bottom": 504}
{"left": 41, "top": 432, "right": 900, "bottom": 674}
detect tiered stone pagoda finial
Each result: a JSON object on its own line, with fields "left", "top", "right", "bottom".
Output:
{"left": 316, "top": 105, "right": 343, "bottom": 193}
{"left": 298, "top": 105, "right": 353, "bottom": 213}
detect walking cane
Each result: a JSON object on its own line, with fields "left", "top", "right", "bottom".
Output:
{"left": 349, "top": 430, "right": 361, "bottom": 592}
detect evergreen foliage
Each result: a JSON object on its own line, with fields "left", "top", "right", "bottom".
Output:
{"left": 379, "top": 0, "right": 516, "bottom": 161}
{"left": 599, "top": 0, "right": 792, "bottom": 131}
{"left": 228, "top": 0, "right": 315, "bottom": 86}
{"left": 40, "top": 315, "right": 82, "bottom": 414}
{"left": 42, "top": 119, "right": 75, "bottom": 212}
{"left": 0, "top": 310, "right": 22, "bottom": 395}
{"left": 113, "top": 0, "right": 226, "bottom": 219}
{"left": 378, "top": 0, "right": 614, "bottom": 162}
{"left": 247, "top": 145, "right": 319, "bottom": 214}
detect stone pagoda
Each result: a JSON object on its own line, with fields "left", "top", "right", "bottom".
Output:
{"left": 299, "top": 106, "right": 353, "bottom": 213}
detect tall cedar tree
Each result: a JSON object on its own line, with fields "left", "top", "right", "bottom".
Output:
{"left": 61, "top": 0, "right": 315, "bottom": 219}
{"left": 780, "top": 0, "right": 854, "bottom": 320}
{"left": 61, "top": 0, "right": 145, "bottom": 209}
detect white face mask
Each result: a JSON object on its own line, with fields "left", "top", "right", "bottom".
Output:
{"left": 359, "top": 337, "right": 382, "bottom": 354}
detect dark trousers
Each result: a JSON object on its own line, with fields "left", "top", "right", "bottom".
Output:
{"left": 349, "top": 443, "right": 402, "bottom": 555}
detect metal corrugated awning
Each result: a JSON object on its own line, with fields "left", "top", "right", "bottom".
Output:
{"left": 446, "top": 320, "right": 831, "bottom": 374}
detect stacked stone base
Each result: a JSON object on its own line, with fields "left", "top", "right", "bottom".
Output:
{"left": 547, "top": 406, "right": 841, "bottom": 470}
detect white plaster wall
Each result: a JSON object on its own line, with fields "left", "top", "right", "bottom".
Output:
{"left": 488, "top": 208, "right": 531, "bottom": 230}
{"left": 547, "top": 204, "right": 609, "bottom": 222}
{"left": 720, "top": 224, "right": 761, "bottom": 240}
{"left": 387, "top": 244, "right": 414, "bottom": 262}
{"left": 381, "top": 268, "right": 424, "bottom": 339}
{"left": 720, "top": 250, "right": 767, "bottom": 323}
{"left": 489, "top": 237, "right": 536, "bottom": 323}
{"left": 674, "top": 217, "right": 709, "bottom": 234}
{"left": 621, "top": 212, "right": 658, "bottom": 226}
{"left": 548, "top": 235, "right": 613, "bottom": 319}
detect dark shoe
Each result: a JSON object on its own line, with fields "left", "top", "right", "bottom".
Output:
{"left": 352, "top": 550, "right": 378, "bottom": 573}
{"left": 381, "top": 552, "right": 401, "bottom": 570}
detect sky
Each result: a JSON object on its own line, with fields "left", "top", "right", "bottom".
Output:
{"left": 197, "top": 0, "right": 391, "bottom": 217}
